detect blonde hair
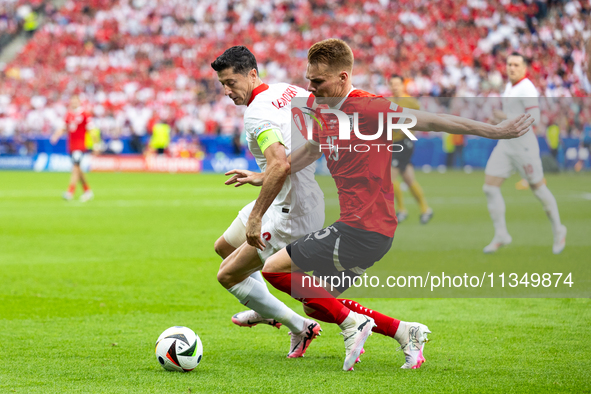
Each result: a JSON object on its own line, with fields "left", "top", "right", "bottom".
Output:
{"left": 308, "top": 38, "right": 353, "bottom": 74}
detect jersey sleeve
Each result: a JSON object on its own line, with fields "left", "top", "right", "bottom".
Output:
{"left": 245, "top": 117, "right": 285, "bottom": 154}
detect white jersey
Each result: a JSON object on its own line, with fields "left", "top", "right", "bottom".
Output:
{"left": 497, "top": 78, "right": 541, "bottom": 153}
{"left": 243, "top": 82, "right": 323, "bottom": 218}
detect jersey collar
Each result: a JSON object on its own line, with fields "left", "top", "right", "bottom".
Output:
{"left": 511, "top": 76, "right": 527, "bottom": 86}
{"left": 247, "top": 83, "right": 269, "bottom": 106}
{"left": 330, "top": 86, "right": 355, "bottom": 110}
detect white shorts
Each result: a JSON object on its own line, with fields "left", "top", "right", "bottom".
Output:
{"left": 223, "top": 200, "right": 325, "bottom": 263}
{"left": 484, "top": 146, "right": 544, "bottom": 184}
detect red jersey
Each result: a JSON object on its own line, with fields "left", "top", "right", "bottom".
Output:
{"left": 313, "top": 89, "right": 403, "bottom": 237}
{"left": 65, "top": 108, "right": 90, "bottom": 152}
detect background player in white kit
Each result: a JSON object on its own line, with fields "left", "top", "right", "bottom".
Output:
{"left": 483, "top": 52, "right": 567, "bottom": 254}
{"left": 210, "top": 46, "right": 325, "bottom": 357}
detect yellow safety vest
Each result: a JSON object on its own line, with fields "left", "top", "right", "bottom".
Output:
{"left": 546, "top": 124, "right": 560, "bottom": 150}
{"left": 150, "top": 123, "right": 171, "bottom": 149}
{"left": 442, "top": 133, "right": 455, "bottom": 153}
{"left": 85, "top": 128, "right": 101, "bottom": 150}
{"left": 23, "top": 12, "right": 39, "bottom": 32}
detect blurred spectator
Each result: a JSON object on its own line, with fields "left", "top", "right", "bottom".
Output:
{"left": 0, "top": 0, "right": 587, "bottom": 145}
{"left": 546, "top": 122, "right": 560, "bottom": 160}
{"left": 149, "top": 120, "right": 170, "bottom": 155}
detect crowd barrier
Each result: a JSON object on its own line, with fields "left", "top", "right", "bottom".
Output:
{"left": 0, "top": 136, "right": 586, "bottom": 173}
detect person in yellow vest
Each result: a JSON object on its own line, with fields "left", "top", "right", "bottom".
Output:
{"left": 23, "top": 10, "right": 39, "bottom": 37}
{"left": 85, "top": 126, "right": 102, "bottom": 155}
{"left": 388, "top": 74, "right": 433, "bottom": 224}
{"left": 546, "top": 123, "right": 560, "bottom": 159}
{"left": 150, "top": 122, "right": 171, "bottom": 154}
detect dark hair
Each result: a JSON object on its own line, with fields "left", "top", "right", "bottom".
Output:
{"left": 211, "top": 46, "right": 258, "bottom": 76}
{"left": 508, "top": 52, "right": 528, "bottom": 65}
{"left": 389, "top": 74, "right": 403, "bottom": 82}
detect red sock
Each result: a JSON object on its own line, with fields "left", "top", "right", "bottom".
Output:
{"left": 337, "top": 299, "right": 400, "bottom": 337}
{"left": 262, "top": 271, "right": 350, "bottom": 324}
{"left": 305, "top": 309, "right": 338, "bottom": 323}
{"left": 82, "top": 184, "right": 90, "bottom": 192}
{"left": 68, "top": 184, "right": 76, "bottom": 194}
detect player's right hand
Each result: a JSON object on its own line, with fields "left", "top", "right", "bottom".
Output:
{"left": 245, "top": 217, "right": 265, "bottom": 250}
{"left": 224, "top": 169, "right": 264, "bottom": 187}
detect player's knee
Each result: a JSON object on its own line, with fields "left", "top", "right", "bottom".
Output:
{"left": 214, "top": 237, "right": 229, "bottom": 258}
{"left": 216, "top": 268, "right": 233, "bottom": 289}
{"left": 530, "top": 180, "right": 545, "bottom": 191}
{"left": 261, "top": 255, "right": 276, "bottom": 274}
{"left": 217, "top": 261, "right": 236, "bottom": 289}
{"left": 483, "top": 184, "right": 500, "bottom": 195}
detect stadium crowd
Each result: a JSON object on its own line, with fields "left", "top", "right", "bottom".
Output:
{"left": 0, "top": 0, "right": 48, "bottom": 48}
{"left": 0, "top": 0, "right": 589, "bottom": 150}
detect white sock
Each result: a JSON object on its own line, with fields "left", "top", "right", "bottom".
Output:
{"left": 533, "top": 184, "right": 562, "bottom": 233}
{"left": 228, "top": 277, "right": 306, "bottom": 333}
{"left": 249, "top": 271, "right": 270, "bottom": 291}
{"left": 483, "top": 184, "right": 508, "bottom": 237}
{"left": 337, "top": 310, "right": 354, "bottom": 330}
{"left": 393, "top": 321, "right": 407, "bottom": 343}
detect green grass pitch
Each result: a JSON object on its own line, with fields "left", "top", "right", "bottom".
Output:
{"left": 0, "top": 170, "right": 589, "bottom": 393}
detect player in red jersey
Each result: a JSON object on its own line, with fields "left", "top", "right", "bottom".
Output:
{"left": 50, "top": 96, "right": 94, "bottom": 202}
{"left": 243, "top": 39, "right": 533, "bottom": 371}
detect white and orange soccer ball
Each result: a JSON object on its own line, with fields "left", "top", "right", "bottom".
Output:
{"left": 155, "top": 326, "right": 203, "bottom": 372}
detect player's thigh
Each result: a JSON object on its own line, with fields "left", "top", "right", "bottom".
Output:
{"left": 401, "top": 164, "right": 416, "bottom": 185}
{"left": 262, "top": 247, "right": 299, "bottom": 273}
{"left": 513, "top": 153, "right": 544, "bottom": 185}
{"left": 256, "top": 211, "right": 291, "bottom": 263}
{"left": 221, "top": 200, "right": 268, "bottom": 250}
{"left": 217, "top": 242, "right": 263, "bottom": 287}
{"left": 288, "top": 221, "right": 391, "bottom": 275}
{"left": 71, "top": 150, "right": 84, "bottom": 165}
{"left": 485, "top": 146, "right": 513, "bottom": 180}
{"left": 221, "top": 216, "right": 247, "bottom": 250}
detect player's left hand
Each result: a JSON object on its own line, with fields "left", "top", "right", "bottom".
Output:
{"left": 224, "top": 169, "right": 264, "bottom": 187}
{"left": 494, "top": 114, "right": 534, "bottom": 139}
{"left": 245, "top": 217, "right": 265, "bottom": 250}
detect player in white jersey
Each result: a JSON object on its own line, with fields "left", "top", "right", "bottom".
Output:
{"left": 210, "top": 46, "right": 325, "bottom": 358}
{"left": 483, "top": 52, "right": 567, "bottom": 254}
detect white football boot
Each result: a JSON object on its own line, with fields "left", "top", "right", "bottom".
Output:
{"left": 231, "top": 310, "right": 282, "bottom": 329}
{"left": 483, "top": 233, "right": 512, "bottom": 254}
{"left": 552, "top": 225, "right": 567, "bottom": 255}
{"left": 340, "top": 312, "right": 375, "bottom": 371}
{"left": 396, "top": 321, "right": 431, "bottom": 369}
{"left": 80, "top": 190, "right": 94, "bottom": 202}
{"left": 287, "top": 319, "right": 322, "bottom": 358}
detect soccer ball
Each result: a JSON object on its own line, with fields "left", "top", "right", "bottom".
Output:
{"left": 155, "top": 326, "right": 203, "bottom": 372}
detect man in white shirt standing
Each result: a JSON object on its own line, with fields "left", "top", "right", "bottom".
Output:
{"left": 483, "top": 52, "right": 567, "bottom": 254}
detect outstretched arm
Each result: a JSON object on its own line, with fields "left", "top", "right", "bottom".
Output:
{"left": 50, "top": 126, "right": 66, "bottom": 145}
{"left": 288, "top": 141, "right": 323, "bottom": 174}
{"left": 405, "top": 108, "right": 534, "bottom": 139}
